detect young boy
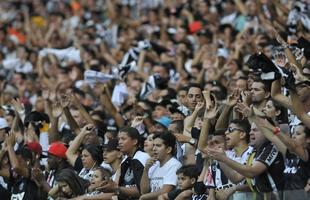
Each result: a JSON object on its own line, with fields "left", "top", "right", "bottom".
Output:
{"left": 158, "top": 165, "right": 206, "bottom": 200}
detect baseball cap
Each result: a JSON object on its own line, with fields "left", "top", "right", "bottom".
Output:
{"left": 155, "top": 116, "right": 171, "bottom": 128}
{"left": 0, "top": 118, "right": 8, "bottom": 129}
{"left": 103, "top": 138, "right": 119, "bottom": 152}
{"left": 48, "top": 142, "right": 67, "bottom": 159}
{"left": 26, "top": 142, "right": 42, "bottom": 155}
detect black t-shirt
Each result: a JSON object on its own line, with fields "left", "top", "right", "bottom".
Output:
{"left": 253, "top": 142, "right": 285, "bottom": 192}
{"left": 10, "top": 169, "right": 39, "bottom": 200}
{"left": 0, "top": 184, "right": 10, "bottom": 200}
{"left": 284, "top": 147, "right": 310, "bottom": 190}
{"left": 168, "top": 189, "right": 184, "bottom": 200}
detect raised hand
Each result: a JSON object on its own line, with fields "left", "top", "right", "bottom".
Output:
{"left": 240, "top": 90, "right": 251, "bottom": 106}
{"left": 60, "top": 94, "right": 70, "bottom": 108}
{"left": 203, "top": 90, "right": 212, "bottom": 109}
{"left": 225, "top": 90, "right": 240, "bottom": 107}
{"left": 204, "top": 94, "right": 218, "bottom": 119}
{"left": 194, "top": 101, "right": 205, "bottom": 112}
{"left": 80, "top": 124, "right": 95, "bottom": 135}
{"left": 131, "top": 116, "right": 144, "bottom": 127}
{"left": 207, "top": 146, "right": 226, "bottom": 162}
{"left": 5, "top": 131, "right": 16, "bottom": 147}
{"left": 52, "top": 102, "right": 63, "bottom": 118}
{"left": 49, "top": 89, "right": 57, "bottom": 102}
{"left": 42, "top": 90, "right": 50, "bottom": 100}
{"left": 11, "top": 98, "right": 25, "bottom": 114}
{"left": 234, "top": 102, "right": 253, "bottom": 118}
{"left": 174, "top": 134, "right": 191, "bottom": 144}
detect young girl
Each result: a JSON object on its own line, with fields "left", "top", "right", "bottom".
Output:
{"left": 48, "top": 169, "right": 86, "bottom": 199}
{"left": 72, "top": 167, "right": 116, "bottom": 200}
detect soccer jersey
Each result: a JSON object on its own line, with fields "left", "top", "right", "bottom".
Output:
{"left": 119, "top": 150, "right": 149, "bottom": 200}
{"left": 284, "top": 147, "right": 310, "bottom": 190}
{"left": 249, "top": 142, "right": 285, "bottom": 192}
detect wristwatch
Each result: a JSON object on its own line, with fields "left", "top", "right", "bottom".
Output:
{"left": 189, "top": 138, "right": 196, "bottom": 146}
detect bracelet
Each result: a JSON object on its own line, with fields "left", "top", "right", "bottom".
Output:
{"left": 273, "top": 127, "right": 281, "bottom": 136}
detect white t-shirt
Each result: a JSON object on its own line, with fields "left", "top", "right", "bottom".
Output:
{"left": 148, "top": 157, "right": 182, "bottom": 192}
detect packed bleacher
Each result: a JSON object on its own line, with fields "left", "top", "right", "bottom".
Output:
{"left": 0, "top": 0, "right": 309, "bottom": 200}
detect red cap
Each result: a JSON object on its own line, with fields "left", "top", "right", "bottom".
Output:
{"left": 188, "top": 21, "right": 202, "bottom": 34}
{"left": 48, "top": 142, "right": 67, "bottom": 159}
{"left": 26, "top": 142, "right": 42, "bottom": 155}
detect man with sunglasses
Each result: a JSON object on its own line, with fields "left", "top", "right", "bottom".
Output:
{"left": 218, "top": 119, "right": 254, "bottom": 200}
{"left": 208, "top": 122, "right": 285, "bottom": 200}
{"left": 225, "top": 120, "right": 253, "bottom": 166}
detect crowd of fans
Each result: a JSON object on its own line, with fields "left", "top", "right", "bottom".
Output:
{"left": 0, "top": 0, "right": 309, "bottom": 200}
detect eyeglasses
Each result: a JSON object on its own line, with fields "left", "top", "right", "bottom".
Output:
{"left": 227, "top": 127, "right": 244, "bottom": 134}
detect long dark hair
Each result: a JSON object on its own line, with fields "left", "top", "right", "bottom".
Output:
{"left": 56, "top": 169, "right": 86, "bottom": 197}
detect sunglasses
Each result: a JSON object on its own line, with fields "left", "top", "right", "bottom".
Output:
{"left": 227, "top": 127, "right": 244, "bottom": 134}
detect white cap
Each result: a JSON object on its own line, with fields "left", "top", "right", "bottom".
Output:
{"left": 0, "top": 118, "right": 8, "bottom": 129}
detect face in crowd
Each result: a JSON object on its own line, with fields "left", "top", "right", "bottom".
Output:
{"left": 249, "top": 122, "right": 266, "bottom": 148}
{"left": 250, "top": 81, "right": 269, "bottom": 105}
{"left": 187, "top": 86, "right": 203, "bottom": 111}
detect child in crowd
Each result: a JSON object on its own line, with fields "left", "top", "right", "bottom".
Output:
{"left": 158, "top": 165, "right": 207, "bottom": 200}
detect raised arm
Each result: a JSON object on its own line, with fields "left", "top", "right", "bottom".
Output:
{"left": 270, "top": 80, "right": 291, "bottom": 109}
{"left": 60, "top": 95, "right": 80, "bottom": 134}
{"left": 290, "top": 90, "right": 310, "bottom": 129}
{"left": 215, "top": 90, "right": 239, "bottom": 130}
{"left": 256, "top": 116, "right": 309, "bottom": 162}
{"left": 69, "top": 92, "right": 95, "bottom": 125}
{"left": 48, "top": 102, "right": 63, "bottom": 143}
{"left": 252, "top": 117, "right": 287, "bottom": 156}
{"left": 6, "top": 132, "right": 29, "bottom": 178}
{"left": 183, "top": 102, "right": 204, "bottom": 136}
{"left": 234, "top": 0, "right": 247, "bottom": 16}
{"left": 198, "top": 91, "right": 218, "bottom": 151}
{"left": 65, "top": 124, "right": 94, "bottom": 167}
{"left": 99, "top": 85, "right": 125, "bottom": 128}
